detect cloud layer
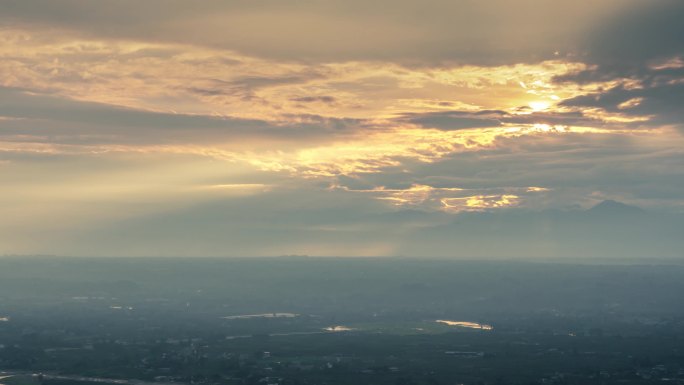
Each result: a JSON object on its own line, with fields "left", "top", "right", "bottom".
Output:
{"left": 1, "top": 1, "right": 683, "bottom": 257}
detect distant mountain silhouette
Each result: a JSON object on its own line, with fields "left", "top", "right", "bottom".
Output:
{"left": 587, "top": 200, "right": 645, "bottom": 216}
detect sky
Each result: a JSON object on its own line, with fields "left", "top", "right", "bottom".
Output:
{"left": 1, "top": 0, "right": 683, "bottom": 258}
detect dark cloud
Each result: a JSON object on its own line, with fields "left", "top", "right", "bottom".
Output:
{"left": 279, "top": 114, "right": 363, "bottom": 131}
{"left": 549, "top": 1, "right": 684, "bottom": 130}
{"left": 581, "top": 0, "right": 684, "bottom": 68}
{"left": 504, "top": 111, "right": 603, "bottom": 127}
{"left": 0, "top": 87, "right": 261, "bottom": 144}
{"left": 400, "top": 110, "right": 504, "bottom": 130}
{"left": 400, "top": 109, "right": 606, "bottom": 130}
{"left": 374, "top": 129, "right": 684, "bottom": 203}
{"left": 290, "top": 96, "right": 337, "bottom": 105}
{"left": 184, "top": 75, "right": 321, "bottom": 102}
{"left": 561, "top": 80, "right": 684, "bottom": 129}
{"left": 0, "top": 0, "right": 643, "bottom": 65}
{"left": 0, "top": 88, "right": 254, "bottom": 127}
{"left": 0, "top": 87, "right": 359, "bottom": 146}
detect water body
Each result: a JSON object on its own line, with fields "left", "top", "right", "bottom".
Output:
{"left": 223, "top": 312, "right": 299, "bottom": 320}
{"left": 324, "top": 326, "right": 354, "bottom": 332}
{"left": 2, "top": 371, "right": 179, "bottom": 385}
{"left": 435, "top": 320, "right": 493, "bottom": 330}
{"left": 225, "top": 327, "right": 353, "bottom": 340}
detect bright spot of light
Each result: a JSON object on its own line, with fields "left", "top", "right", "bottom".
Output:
{"left": 532, "top": 124, "right": 567, "bottom": 133}
{"left": 533, "top": 123, "right": 553, "bottom": 131}
{"left": 529, "top": 101, "right": 551, "bottom": 111}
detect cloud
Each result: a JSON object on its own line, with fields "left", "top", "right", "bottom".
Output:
{"left": 1, "top": 2, "right": 683, "bottom": 257}
{"left": 548, "top": 1, "right": 684, "bottom": 131}
{"left": 332, "top": 183, "right": 549, "bottom": 213}
{"left": 290, "top": 96, "right": 337, "bottom": 105}
{"left": 400, "top": 109, "right": 609, "bottom": 131}
{"left": 0, "top": 0, "right": 646, "bottom": 65}
{"left": 581, "top": 0, "right": 684, "bottom": 67}
{"left": 0, "top": 87, "right": 364, "bottom": 149}
{"left": 400, "top": 110, "right": 504, "bottom": 130}
{"left": 2, "top": 87, "right": 634, "bottom": 181}
{"left": 559, "top": 67, "right": 684, "bottom": 129}
{"left": 0, "top": 28, "right": 597, "bottom": 125}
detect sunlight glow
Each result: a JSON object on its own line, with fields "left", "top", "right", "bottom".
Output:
{"left": 529, "top": 101, "right": 551, "bottom": 111}
{"left": 441, "top": 194, "right": 520, "bottom": 212}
